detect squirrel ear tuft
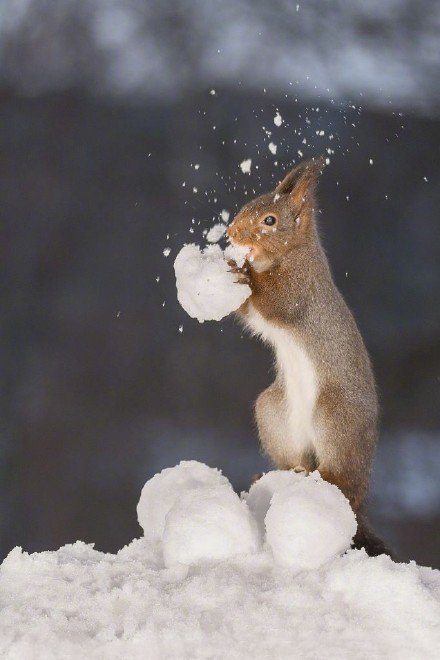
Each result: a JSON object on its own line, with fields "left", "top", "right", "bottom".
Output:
{"left": 275, "top": 156, "right": 326, "bottom": 200}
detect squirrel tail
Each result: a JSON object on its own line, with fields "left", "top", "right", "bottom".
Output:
{"left": 353, "top": 509, "right": 395, "bottom": 559}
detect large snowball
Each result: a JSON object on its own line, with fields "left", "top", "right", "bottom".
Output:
{"left": 163, "top": 486, "right": 260, "bottom": 567}
{"left": 174, "top": 243, "right": 251, "bottom": 323}
{"left": 243, "top": 470, "right": 305, "bottom": 536}
{"left": 265, "top": 474, "right": 357, "bottom": 570}
{"left": 137, "top": 461, "right": 231, "bottom": 541}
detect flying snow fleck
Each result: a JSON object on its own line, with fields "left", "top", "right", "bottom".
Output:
{"left": 240, "top": 159, "right": 252, "bottom": 174}
{"left": 268, "top": 142, "right": 277, "bottom": 155}
{"left": 220, "top": 209, "right": 230, "bottom": 223}
{"left": 163, "top": 248, "right": 171, "bottom": 257}
{"left": 274, "top": 112, "right": 283, "bottom": 127}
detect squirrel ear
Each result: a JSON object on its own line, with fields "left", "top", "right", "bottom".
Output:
{"left": 275, "top": 156, "right": 325, "bottom": 202}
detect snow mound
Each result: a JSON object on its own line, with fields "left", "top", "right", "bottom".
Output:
{"left": 1, "top": 462, "right": 440, "bottom": 658}
{"left": 265, "top": 473, "right": 357, "bottom": 569}
{"left": 174, "top": 243, "right": 250, "bottom": 322}
{"left": 244, "top": 469, "right": 305, "bottom": 535}
{"left": 163, "top": 486, "right": 260, "bottom": 567}
{"left": 137, "top": 460, "right": 230, "bottom": 541}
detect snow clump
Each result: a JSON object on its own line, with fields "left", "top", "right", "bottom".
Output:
{"left": 174, "top": 243, "right": 251, "bottom": 322}
{"left": 206, "top": 222, "right": 226, "bottom": 243}
{"left": 137, "top": 460, "right": 230, "bottom": 541}
{"left": 163, "top": 486, "right": 260, "bottom": 567}
{"left": 244, "top": 469, "right": 305, "bottom": 536}
{"left": 240, "top": 158, "right": 252, "bottom": 174}
{"left": 274, "top": 111, "right": 283, "bottom": 126}
{"left": 265, "top": 472, "right": 357, "bottom": 569}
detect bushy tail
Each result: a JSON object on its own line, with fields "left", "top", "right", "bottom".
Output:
{"left": 353, "top": 509, "right": 395, "bottom": 559}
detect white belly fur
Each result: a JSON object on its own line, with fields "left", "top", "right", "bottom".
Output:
{"left": 246, "top": 305, "right": 318, "bottom": 453}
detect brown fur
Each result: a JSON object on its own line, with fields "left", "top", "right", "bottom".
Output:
{"left": 227, "top": 156, "right": 391, "bottom": 556}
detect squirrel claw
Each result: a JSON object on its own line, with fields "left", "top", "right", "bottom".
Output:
{"left": 227, "top": 259, "right": 251, "bottom": 286}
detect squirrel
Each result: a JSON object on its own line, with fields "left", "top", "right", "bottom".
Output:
{"left": 227, "top": 156, "right": 391, "bottom": 557}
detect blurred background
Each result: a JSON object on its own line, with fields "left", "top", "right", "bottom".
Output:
{"left": 1, "top": 0, "right": 439, "bottom": 567}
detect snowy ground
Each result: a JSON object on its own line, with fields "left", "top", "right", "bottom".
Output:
{"left": 1, "top": 462, "right": 439, "bottom": 659}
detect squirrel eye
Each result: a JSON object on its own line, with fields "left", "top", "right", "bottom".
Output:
{"left": 263, "top": 215, "right": 276, "bottom": 226}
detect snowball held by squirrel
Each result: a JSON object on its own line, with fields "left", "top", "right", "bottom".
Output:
{"left": 227, "top": 156, "right": 391, "bottom": 557}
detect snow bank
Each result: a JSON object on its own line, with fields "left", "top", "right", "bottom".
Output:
{"left": 1, "top": 462, "right": 439, "bottom": 659}
{"left": 174, "top": 243, "right": 251, "bottom": 322}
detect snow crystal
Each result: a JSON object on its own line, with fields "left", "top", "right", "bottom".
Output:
{"left": 206, "top": 223, "right": 226, "bottom": 243}
{"left": 174, "top": 243, "right": 251, "bottom": 323}
{"left": 265, "top": 473, "right": 357, "bottom": 569}
{"left": 137, "top": 461, "right": 230, "bottom": 541}
{"left": 1, "top": 462, "right": 440, "bottom": 658}
{"left": 268, "top": 141, "right": 277, "bottom": 155}
{"left": 240, "top": 158, "right": 252, "bottom": 174}
{"left": 163, "top": 486, "right": 260, "bottom": 567}
{"left": 273, "top": 111, "right": 283, "bottom": 126}
{"left": 220, "top": 209, "right": 230, "bottom": 222}
{"left": 162, "top": 247, "right": 171, "bottom": 257}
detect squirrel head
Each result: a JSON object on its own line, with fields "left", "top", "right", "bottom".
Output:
{"left": 227, "top": 156, "right": 325, "bottom": 271}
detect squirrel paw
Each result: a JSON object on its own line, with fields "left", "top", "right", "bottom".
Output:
{"left": 227, "top": 259, "right": 251, "bottom": 286}
{"left": 291, "top": 465, "right": 309, "bottom": 475}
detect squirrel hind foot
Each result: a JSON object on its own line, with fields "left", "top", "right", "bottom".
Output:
{"left": 291, "top": 465, "right": 309, "bottom": 475}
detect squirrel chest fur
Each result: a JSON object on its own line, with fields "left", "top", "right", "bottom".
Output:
{"left": 246, "top": 303, "right": 318, "bottom": 462}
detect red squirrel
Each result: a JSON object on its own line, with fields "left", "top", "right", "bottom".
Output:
{"left": 227, "top": 156, "right": 391, "bottom": 556}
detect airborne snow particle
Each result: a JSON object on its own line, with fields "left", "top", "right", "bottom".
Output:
{"left": 268, "top": 142, "right": 277, "bottom": 155}
{"left": 206, "top": 223, "right": 226, "bottom": 243}
{"left": 220, "top": 209, "right": 230, "bottom": 223}
{"left": 273, "top": 111, "right": 283, "bottom": 127}
{"left": 210, "top": 89, "right": 216, "bottom": 95}
{"left": 193, "top": 187, "right": 198, "bottom": 193}
{"left": 178, "top": 325, "right": 183, "bottom": 333}
{"left": 163, "top": 247, "right": 171, "bottom": 257}
{"left": 369, "top": 158, "right": 374, "bottom": 165}
{"left": 240, "top": 159, "right": 252, "bottom": 174}
{"left": 194, "top": 164, "right": 200, "bottom": 170}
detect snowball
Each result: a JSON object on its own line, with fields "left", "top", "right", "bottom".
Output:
{"left": 174, "top": 243, "right": 251, "bottom": 323}
{"left": 268, "top": 141, "right": 277, "bottom": 155}
{"left": 163, "top": 486, "right": 260, "bottom": 567}
{"left": 206, "top": 223, "right": 226, "bottom": 243}
{"left": 240, "top": 158, "right": 252, "bottom": 174}
{"left": 274, "top": 111, "right": 283, "bottom": 126}
{"left": 243, "top": 470, "right": 305, "bottom": 536}
{"left": 137, "top": 461, "right": 230, "bottom": 541}
{"left": 265, "top": 474, "right": 357, "bottom": 570}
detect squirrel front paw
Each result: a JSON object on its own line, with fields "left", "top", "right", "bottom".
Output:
{"left": 227, "top": 259, "right": 251, "bottom": 286}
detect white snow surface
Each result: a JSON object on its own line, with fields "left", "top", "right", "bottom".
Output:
{"left": 1, "top": 461, "right": 440, "bottom": 659}
{"left": 174, "top": 243, "right": 251, "bottom": 322}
